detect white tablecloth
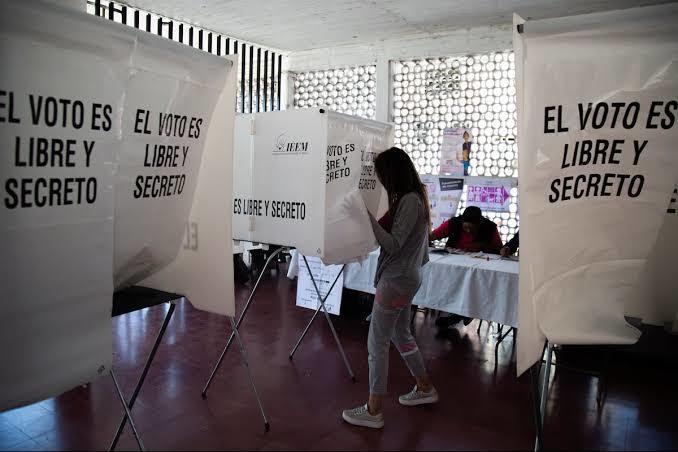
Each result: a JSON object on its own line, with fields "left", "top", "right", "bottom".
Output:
{"left": 287, "top": 249, "right": 519, "bottom": 327}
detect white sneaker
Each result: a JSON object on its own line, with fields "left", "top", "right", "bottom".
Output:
{"left": 342, "top": 403, "right": 384, "bottom": 429}
{"left": 398, "top": 385, "right": 439, "bottom": 406}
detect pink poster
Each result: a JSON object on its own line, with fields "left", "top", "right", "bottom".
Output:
{"left": 466, "top": 181, "right": 511, "bottom": 212}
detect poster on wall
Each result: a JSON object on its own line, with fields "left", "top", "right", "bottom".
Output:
{"left": 465, "top": 177, "right": 514, "bottom": 212}
{"left": 296, "top": 256, "right": 344, "bottom": 316}
{"left": 440, "top": 128, "right": 472, "bottom": 176}
{"left": 422, "top": 175, "right": 464, "bottom": 229}
{"left": 514, "top": 4, "right": 678, "bottom": 375}
{"left": 0, "top": 0, "right": 234, "bottom": 410}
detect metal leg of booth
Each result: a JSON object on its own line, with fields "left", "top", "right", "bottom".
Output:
{"left": 289, "top": 256, "right": 355, "bottom": 382}
{"left": 542, "top": 350, "right": 608, "bottom": 410}
{"left": 410, "top": 305, "right": 419, "bottom": 324}
{"left": 109, "top": 369, "right": 145, "bottom": 452}
{"left": 596, "top": 350, "right": 610, "bottom": 409}
{"left": 530, "top": 342, "right": 612, "bottom": 451}
{"left": 533, "top": 342, "right": 554, "bottom": 452}
{"left": 201, "top": 248, "right": 286, "bottom": 432}
{"left": 230, "top": 316, "right": 270, "bottom": 432}
{"left": 109, "top": 299, "right": 178, "bottom": 451}
{"left": 530, "top": 360, "right": 545, "bottom": 452}
{"left": 202, "top": 247, "right": 287, "bottom": 398}
{"left": 494, "top": 326, "right": 515, "bottom": 363}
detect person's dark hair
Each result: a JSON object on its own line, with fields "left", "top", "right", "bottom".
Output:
{"left": 374, "top": 147, "right": 430, "bottom": 225}
{"left": 461, "top": 206, "right": 482, "bottom": 224}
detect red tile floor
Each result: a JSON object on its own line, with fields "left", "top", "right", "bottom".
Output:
{"left": 1, "top": 267, "right": 677, "bottom": 450}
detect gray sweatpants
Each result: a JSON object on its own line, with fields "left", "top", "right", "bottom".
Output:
{"left": 368, "top": 279, "right": 427, "bottom": 395}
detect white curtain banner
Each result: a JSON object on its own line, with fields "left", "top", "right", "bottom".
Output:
{"left": 0, "top": 0, "right": 234, "bottom": 409}
{"left": 515, "top": 4, "right": 678, "bottom": 375}
{"left": 111, "top": 29, "right": 228, "bottom": 290}
{"left": 143, "top": 56, "right": 237, "bottom": 317}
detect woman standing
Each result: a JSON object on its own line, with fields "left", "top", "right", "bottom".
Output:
{"left": 342, "top": 147, "right": 437, "bottom": 429}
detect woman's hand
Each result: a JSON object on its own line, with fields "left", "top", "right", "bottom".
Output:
{"left": 500, "top": 246, "right": 510, "bottom": 257}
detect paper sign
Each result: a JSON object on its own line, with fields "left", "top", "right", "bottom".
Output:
{"left": 296, "top": 256, "right": 344, "bottom": 316}
{"left": 466, "top": 179, "right": 512, "bottom": 212}
{"left": 422, "top": 175, "right": 464, "bottom": 229}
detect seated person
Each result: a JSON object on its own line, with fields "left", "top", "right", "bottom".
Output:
{"left": 430, "top": 206, "right": 503, "bottom": 254}
{"left": 500, "top": 230, "right": 519, "bottom": 257}
{"left": 430, "top": 206, "right": 503, "bottom": 330}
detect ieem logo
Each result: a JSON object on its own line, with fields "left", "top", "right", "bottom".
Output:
{"left": 274, "top": 133, "right": 309, "bottom": 154}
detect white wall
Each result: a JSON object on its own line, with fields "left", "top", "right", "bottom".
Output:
{"left": 285, "top": 24, "right": 511, "bottom": 71}
{"left": 283, "top": 24, "right": 513, "bottom": 120}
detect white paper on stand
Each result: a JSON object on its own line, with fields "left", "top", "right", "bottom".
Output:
{"left": 296, "top": 256, "right": 344, "bottom": 316}
{"left": 514, "top": 4, "right": 678, "bottom": 375}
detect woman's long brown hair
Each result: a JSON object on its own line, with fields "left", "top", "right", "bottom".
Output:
{"left": 374, "top": 147, "right": 431, "bottom": 225}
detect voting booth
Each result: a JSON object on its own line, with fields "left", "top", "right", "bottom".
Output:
{"left": 514, "top": 4, "right": 678, "bottom": 449}
{"left": 515, "top": 2, "right": 678, "bottom": 375}
{"left": 232, "top": 109, "right": 393, "bottom": 265}
{"left": 1, "top": 0, "right": 238, "bottom": 448}
{"left": 203, "top": 110, "right": 394, "bottom": 401}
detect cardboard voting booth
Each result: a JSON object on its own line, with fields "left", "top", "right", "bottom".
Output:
{"left": 205, "top": 110, "right": 393, "bottom": 397}
{"left": 0, "top": 0, "right": 236, "bottom": 413}
{"left": 514, "top": 3, "right": 678, "bottom": 376}
{"left": 232, "top": 109, "right": 393, "bottom": 264}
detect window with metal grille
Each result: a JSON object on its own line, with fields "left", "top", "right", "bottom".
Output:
{"left": 292, "top": 65, "right": 377, "bottom": 119}
{"left": 87, "top": 0, "right": 284, "bottom": 114}
{"left": 392, "top": 52, "right": 518, "bottom": 243}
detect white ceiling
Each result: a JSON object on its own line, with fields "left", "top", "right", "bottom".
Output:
{"left": 124, "top": 0, "right": 674, "bottom": 52}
